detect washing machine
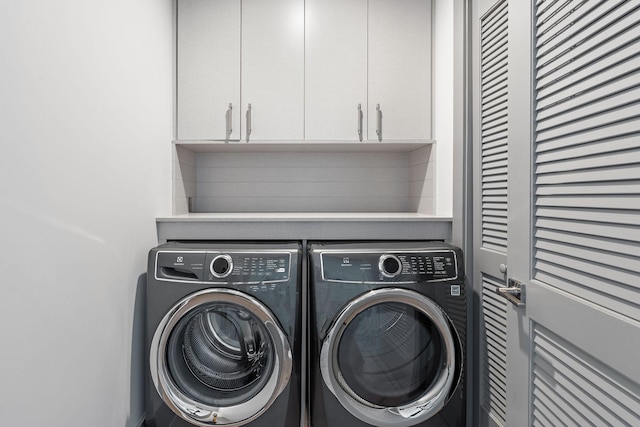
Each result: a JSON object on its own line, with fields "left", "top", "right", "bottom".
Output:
{"left": 308, "top": 242, "right": 466, "bottom": 427}
{"left": 145, "top": 242, "right": 302, "bottom": 427}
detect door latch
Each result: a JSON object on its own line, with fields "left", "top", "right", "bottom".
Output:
{"left": 497, "top": 278, "right": 526, "bottom": 307}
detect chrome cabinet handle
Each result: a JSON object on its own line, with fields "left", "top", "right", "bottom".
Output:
{"left": 357, "top": 103, "right": 363, "bottom": 142}
{"left": 376, "top": 104, "right": 382, "bottom": 142}
{"left": 225, "top": 103, "right": 233, "bottom": 140}
{"left": 246, "top": 103, "right": 252, "bottom": 142}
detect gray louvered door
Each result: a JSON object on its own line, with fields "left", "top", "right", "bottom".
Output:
{"left": 474, "top": 0, "right": 640, "bottom": 425}
{"left": 473, "top": 0, "right": 510, "bottom": 425}
{"left": 527, "top": 0, "right": 640, "bottom": 424}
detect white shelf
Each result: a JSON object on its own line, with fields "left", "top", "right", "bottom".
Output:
{"left": 159, "top": 212, "right": 447, "bottom": 222}
{"left": 174, "top": 140, "right": 434, "bottom": 152}
{"left": 156, "top": 212, "right": 452, "bottom": 242}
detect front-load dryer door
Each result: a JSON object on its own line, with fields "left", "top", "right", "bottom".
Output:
{"left": 151, "top": 289, "right": 292, "bottom": 427}
{"left": 320, "top": 288, "right": 460, "bottom": 427}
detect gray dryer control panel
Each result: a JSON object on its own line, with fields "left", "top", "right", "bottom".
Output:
{"left": 321, "top": 250, "right": 459, "bottom": 283}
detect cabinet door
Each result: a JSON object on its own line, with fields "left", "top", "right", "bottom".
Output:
{"left": 368, "top": 0, "right": 432, "bottom": 141}
{"left": 305, "top": 0, "right": 368, "bottom": 141}
{"left": 241, "top": 0, "right": 304, "bottom": 141}
{"left": 177, "top": 0, "right": 240, "bottom": 140}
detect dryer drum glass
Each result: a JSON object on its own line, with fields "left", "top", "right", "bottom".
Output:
{"left": 166, "top": 302, "right": 275, "bottom": 407}
{"left": 337, "top": 302, "right": 444, "bottom": 407}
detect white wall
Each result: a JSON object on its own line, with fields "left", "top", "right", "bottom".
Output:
{"left": 433, "top": 0, "right": 454, "bottom": 217}
{"left": 0, "top": 1, "right": 172, "bottom": 426}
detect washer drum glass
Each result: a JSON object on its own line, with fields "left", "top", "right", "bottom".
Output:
{"left": 151, "top": 289, "right": 291, "bottom": 427}
{"left": 167, "top": 301, "right": 275, "bottom": 406}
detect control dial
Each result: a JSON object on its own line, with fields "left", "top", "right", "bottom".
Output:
{"left": 210, "top": 254, "right": 233, "bottom": 278}
{"left": 379, "top": 254, "right": 403, "bottom": 278}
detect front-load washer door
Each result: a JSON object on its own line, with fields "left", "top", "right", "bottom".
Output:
{"left": 151, "top": 289, "right": 292, "bottom": 427}
{"left": 320, "top": 288, "right": 459, "bottom": 427}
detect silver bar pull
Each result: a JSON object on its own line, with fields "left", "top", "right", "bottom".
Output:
{"left": 246, "top": 103, "right": 252, "bottom": 142}
{"left": 357, "top": 103, "right": 363, "bottom": 142}
{"left": 376, "top": 104, "right": 382, "bottom": 142}
{"left": 497, "top": 278, "right": 526, "bottom": 307}
{"left": 225, "top": 103, "right": 233, "bottom": 141}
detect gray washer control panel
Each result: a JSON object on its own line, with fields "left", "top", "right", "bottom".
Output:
{"left": 155, "top": 251, "right": 291, "bottom": 284}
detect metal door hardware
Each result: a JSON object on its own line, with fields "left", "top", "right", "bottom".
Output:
{"left": 497, "top": 278, "right": 525, "bottom": 307}
{"left": 357, "top": 103, "right": 363, "bottom": 142}
{"left": 376, "top": 104, "right": 382, "bottom": 142}
{"left": 246, "top": 103, "right": 252, "bottom": 142}
{"left": 225, "top": 103, "right": 233, "bottom": 141}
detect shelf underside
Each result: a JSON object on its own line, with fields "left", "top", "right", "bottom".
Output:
{"left": 157, "top": 212, "right": 452, "bottom": 242}
{"left": 175, "top": 140, "right": 434, "bottom": 152}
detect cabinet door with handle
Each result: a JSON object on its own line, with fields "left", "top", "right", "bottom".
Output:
{"left": 305, "top": 0, "right": 368, "bottom": 141}
{"left": 368, "top": 0, "right": 432, "bottom": 141}
{"left": 176, "top": 0, "right": 240, "bottom": 141}
{"left": 242, "top": 0, "right": 304, "bottom": 141}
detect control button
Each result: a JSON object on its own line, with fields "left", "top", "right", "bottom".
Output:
{"left": 210, "top": 254, "right": 233, "bottom": 278}
{"left": 379, "top": 254, "right": 403, "bottom": 278}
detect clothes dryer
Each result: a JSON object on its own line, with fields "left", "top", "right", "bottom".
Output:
{"left": 308, "top": 242, "right": 466, "bottom": 427}
{"left": 145, "top": 242, "right": 301, "bottom": 427}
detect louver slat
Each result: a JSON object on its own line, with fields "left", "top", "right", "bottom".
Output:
{"left": 534, "top": 1, "right": 640, "bottom": 321}
{"left": 537, "top": 7, "right": 640, "bottom": 87}
{"left": 532, "top": 326, "right": 640, "bottom": 425}
{"left": 537, "top": 0, "right": 627, "bottom": 56}
{"left": 481, "top": 275, "right": 508, "bottom": 427}
{"left": 535, "top": 73, "right": 640, "bottom": 122}
{"left": 481, "top": 0, "right": 509, "bottom": 253}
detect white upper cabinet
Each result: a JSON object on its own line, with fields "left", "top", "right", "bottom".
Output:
{"left": 305, "top": 0, "right": 368, "bottom": 141}
{"left": 176, "top": 0, "right": 432, "bottom": 143}
{"left": 177, "top": 0, "right": 240, "bottom": 141}
{"left": 369, "top": 0, "right": 432, "bottom": 141}
{"left": 177, "top": 0, "right": 304, "bottom": 141}
{"left": 242, "top": 0, "right": 304, "bottom": 141}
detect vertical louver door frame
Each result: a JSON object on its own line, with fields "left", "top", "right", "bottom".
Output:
{"left": 474, "top": 0, "right": 510, "bottom": 426}
{"left": 480, "top": 275, "right": 508, "bottom": 426}
{"left": 481, "top": 0, "right": 509, "bottom": 254}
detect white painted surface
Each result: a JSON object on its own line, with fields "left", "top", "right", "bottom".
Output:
{"left": 408, "top": 144, "right": 435, "bottom": 213}
{"left": 433, "top": 0, "right": 454, "bottom": 216}
{"left": 368, "top": 0, "right": 432, "bottom": 141}
{"left": 177, "top": 0, "right": 241, "bottom": 140}
{"left": 0, "top": 1, "right": 172, "bottom": 426}
{"left": 242, "top": 0, "right": 305, "bottom": 141}
{"left": 173, "top": 142, "right": 435, "bottom": 214}
{"left": 173, "top": 144, "right": 197, "bottom": 214}
{"left": 305, "top": 0, "right": 368, "bottom": 140}
{"left": 193, "top": 151, "right": 413, "bottom": 213}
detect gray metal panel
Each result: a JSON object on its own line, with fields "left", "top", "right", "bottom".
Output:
{"left": 533, "top": 0, "right": 640, "bottom": 321}
{"left": 532, "top": 324, "right": 640, "bottom": 426}
{"left": 480, "top": 275, "right": 508, "bottom": 427}
{"left": 481, "top": 0, "right": 509, "bottom": 254}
